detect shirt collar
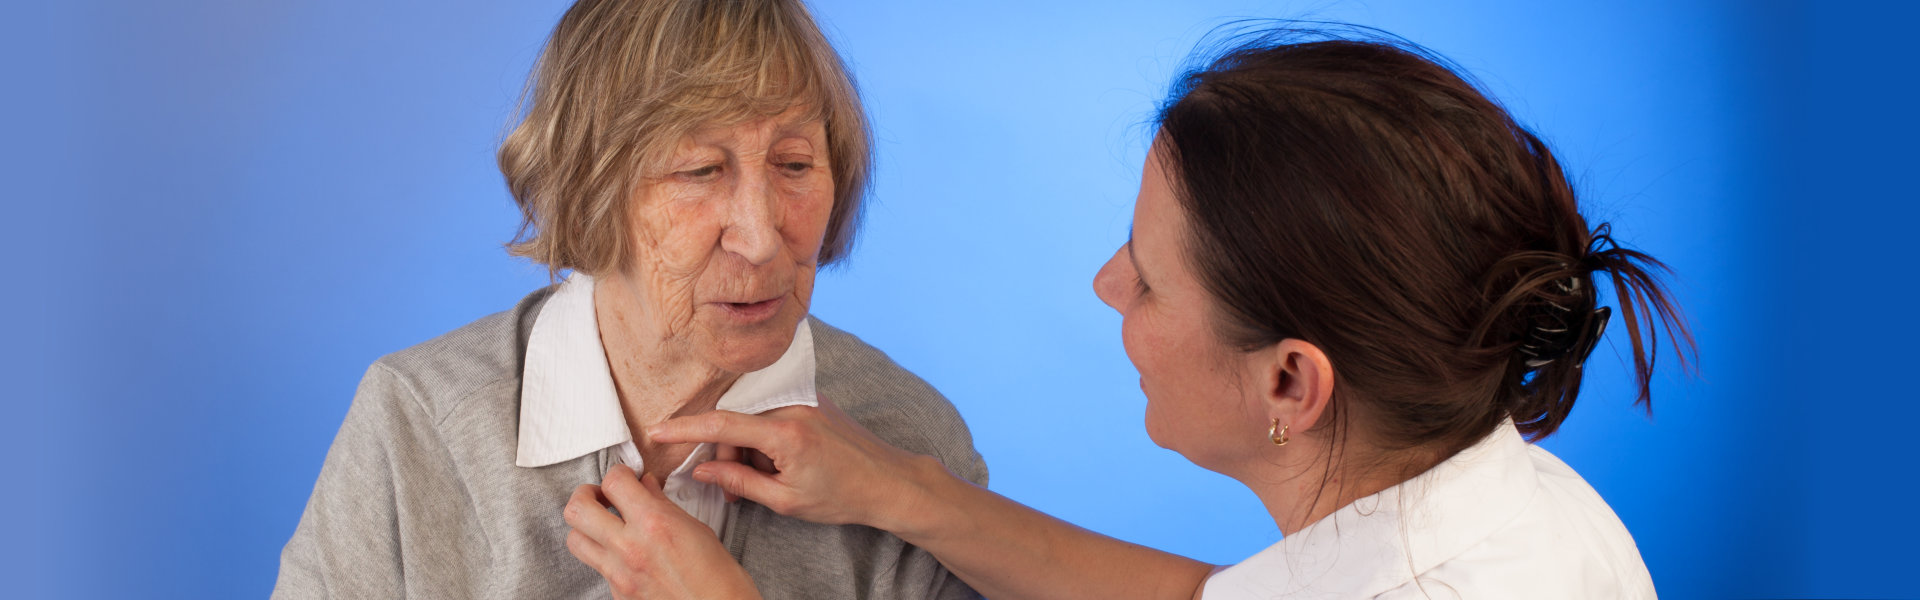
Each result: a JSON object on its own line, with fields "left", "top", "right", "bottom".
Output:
{"left": 514, "top": 273, "right": 818, "bottom": 468}
{"left": 1208, "top": 420, "right": 1540, "bottom": 598}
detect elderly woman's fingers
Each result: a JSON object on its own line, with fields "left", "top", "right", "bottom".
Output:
{"left": 565, "top": 484, "right": 628, "bottom": 544}
{"left": 639, "top": 472, "right": 666, "bottom": 493}
{"left": 565, "top": 527, "right": 612, "bottom": 574}
{"left": 600, "top": 464, "right": 671, "bottom": 518}
{"left": 563, "top": 486, "right": 622, "bottom": 578}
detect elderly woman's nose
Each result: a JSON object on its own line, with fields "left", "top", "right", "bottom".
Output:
{"left": 719, "top": 169, "right": 782, "bottom": 265}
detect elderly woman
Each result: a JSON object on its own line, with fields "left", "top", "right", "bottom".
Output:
{"left": 635, "top": 28, "right": 1695, "bottom": 599}
{"left": 271, "top": 1, "right": 984, "bottom": 598}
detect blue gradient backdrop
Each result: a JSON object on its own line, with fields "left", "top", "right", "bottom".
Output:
{"left": 5, "top": 1, "right": 1914, "bottom": 598}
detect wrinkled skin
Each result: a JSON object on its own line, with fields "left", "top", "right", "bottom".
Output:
{"left": 567, "top": 108, "right": 834, "bottom": 600}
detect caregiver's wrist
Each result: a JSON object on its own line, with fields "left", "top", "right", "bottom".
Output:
{"left": 874, "top": 453, "right": 971, "bottom": 544}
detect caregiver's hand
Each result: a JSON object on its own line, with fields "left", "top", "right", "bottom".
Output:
{"left": 653, "top": 398, "right": 1216, "bottom": 600}
{"left": 562, "top": 465, "right": 761, "bottom": 600}
{"left": 646, "top": 396, "right": 950, "bottom": 536}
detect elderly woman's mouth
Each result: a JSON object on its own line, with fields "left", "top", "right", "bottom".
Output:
{"left": 718, "top": 296, "right": 785, "bottom": 322}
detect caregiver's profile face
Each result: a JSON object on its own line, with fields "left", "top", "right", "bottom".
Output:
{"left": 607, "top": 106, "right": 835, "bottom": 374}
{"left": 1094, "top": 146, "right": 1258, "bottom": 472}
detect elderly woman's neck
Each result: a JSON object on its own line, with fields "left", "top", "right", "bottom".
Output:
{"left": 592, "top": 280, "right": 744, "bottom": 449}
{"left": 604, "top": 340, "right": 740, "bottom": 429}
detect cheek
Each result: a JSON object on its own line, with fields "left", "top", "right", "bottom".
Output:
{"left": 1119, "top": 310, "right": 1151, "bottom": 375}
{"left": 645, "top": 198, "right": 724, "bottom": 264}
{"left": 781, "top": 179, "right": 835, "bottom": 261}
{"left": 629, "top": 190, "right": 724, "bottom": 328}
{"left": 1127, "top": 304, "right": 1232, "bottom": 454}
{"left": 1122, "top": 309, "right": 1177, "bottom": 428}
{"left": 784, "top": 186, "right": 831, "bottom": 318}
{"left": 1119, "top": 304, "right": 1174, "bottom": 381}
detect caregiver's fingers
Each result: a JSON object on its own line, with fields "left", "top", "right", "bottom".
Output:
{"left": 744, "top": 448, "right": 776, "bottom": 474}
{"left": 564, "top": 484, "right": 628, "bottom": 543}
{"left": 715, "top": 441, "right": 743, "bottom": 465}
{"left": 691, "top": 460, "right": 794, "bottom": 512}
{"left": 714, "top": 443, "right": 746, "bottom": 502}
{"left": 647, "top": 409, "right": 798, "bottom": 449}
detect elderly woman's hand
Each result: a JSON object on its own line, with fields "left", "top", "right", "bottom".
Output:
{"left": 646, "top": 396, "right": 954, "bottom": 537}
{"left": 562, "top": 465, "right": 762, "bottom": 600}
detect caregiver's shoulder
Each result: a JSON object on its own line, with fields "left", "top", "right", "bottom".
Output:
{"left": 808, "top": 316, "right": 988, "bottom": 486}
{"left": 1383, "top": 445, "right": 1655, "bottom": 600}
{"left": 353, "top": 286, "right": 553, "bottom": 421}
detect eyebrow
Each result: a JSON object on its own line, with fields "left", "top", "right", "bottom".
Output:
{"left": 765, "top": 108, "right": 826, "bottom": 136}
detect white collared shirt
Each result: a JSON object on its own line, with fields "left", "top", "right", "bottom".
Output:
{"left": 1203, "top": 422, "right": 1656, "bottom": 599}
{"left": 514, "top": 273, "right": 818, "bottom": 533}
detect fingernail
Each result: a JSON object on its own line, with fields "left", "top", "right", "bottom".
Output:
{"left": 691, "top": 468, "right": 714, "bottom": 483}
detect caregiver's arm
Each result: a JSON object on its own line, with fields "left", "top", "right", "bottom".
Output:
{"left": 648, "top": 400, "right": 1217, "bottom": 600}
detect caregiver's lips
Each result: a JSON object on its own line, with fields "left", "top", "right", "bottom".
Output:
{"left": 717, "top": 296, "right": 784, "bottom": 322}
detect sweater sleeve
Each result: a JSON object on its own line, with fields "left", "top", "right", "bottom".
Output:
{"left": 828, "top": 367, "right": 986, "bottom": 600}
{"left": 271, "top": 362, "right": 475, "bottom": 599}
{"left": 848, "top": 398, "right": 986, "bottom": 600}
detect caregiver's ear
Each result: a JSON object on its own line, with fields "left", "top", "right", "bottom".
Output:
{"left": 1244, "top": 338, "right": 1334, "bottom": 433}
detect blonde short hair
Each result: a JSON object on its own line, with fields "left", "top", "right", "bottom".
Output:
{"left": 498, "top": 0, "right": 871, "bottom": 276}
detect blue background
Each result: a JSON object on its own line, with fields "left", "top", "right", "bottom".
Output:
{"left": 4, "top": 0, "right": 1914, "bottom": 598}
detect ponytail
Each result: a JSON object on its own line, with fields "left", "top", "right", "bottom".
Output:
{"left": 1582, "top": 224, "right": 1698, "bottom": 409}
{"left": 1479, "top": 223, "right": 1698, "bottom": 441}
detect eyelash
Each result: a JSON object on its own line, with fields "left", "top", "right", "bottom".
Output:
{"left": 677, "top": 161, "right": 812, "bottom": 180}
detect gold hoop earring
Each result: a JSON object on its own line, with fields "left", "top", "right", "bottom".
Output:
{"left": 1269, "top": 419, "right": 1289, "bottom": 446}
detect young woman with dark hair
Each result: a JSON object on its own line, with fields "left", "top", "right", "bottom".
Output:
{"left": 616, "top": 26, "right": 1694, "bottom": 599}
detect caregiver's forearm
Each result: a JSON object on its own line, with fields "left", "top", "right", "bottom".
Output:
{"left": 882, "top": 456, "right": 1214, "bottom": 600}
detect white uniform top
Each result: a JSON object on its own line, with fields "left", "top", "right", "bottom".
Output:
{"left": 1203, "top": 421, "right": 1656, "bottom": 599}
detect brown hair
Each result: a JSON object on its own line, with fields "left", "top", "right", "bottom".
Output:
{"left": 1155, "top": 26, "right": 1696, "bottom": 463}
{"left": 498, "top": 0, "right": 871, "bottom": 277}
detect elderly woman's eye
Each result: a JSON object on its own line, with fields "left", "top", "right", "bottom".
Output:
{"left": 778, "top": 161, "right": 813, "bottom": 175}
{"left": 679, "top": 165, "right": 722, "bottom": 180}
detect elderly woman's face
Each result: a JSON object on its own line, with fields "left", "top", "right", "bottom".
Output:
{"left": 612, "top": 107, "right": 834, "bottom": 374}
